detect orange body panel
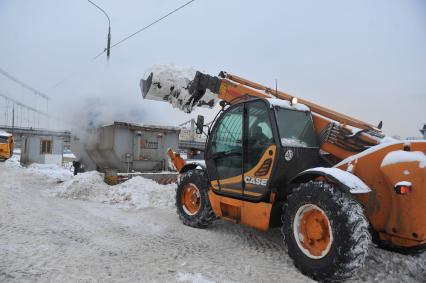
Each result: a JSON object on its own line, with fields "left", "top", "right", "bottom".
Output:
{"left": 208, "top": 190, "right": 272, "bottom": 231}
{"left": 167, "top": 148, "right": 186, "bottom": 172}
{"left": 337, "top": 141, "right": 426, "bottom": 246}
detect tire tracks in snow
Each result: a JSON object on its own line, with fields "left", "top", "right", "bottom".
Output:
{"left": 1, "top": 163, "right": 425, "bottom": 283}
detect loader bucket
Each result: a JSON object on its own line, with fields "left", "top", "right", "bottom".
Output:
{"left": 140, "top": 65, "right": 219, "bottom": 113}
{"left": 141, "top": 72, "right": 153, "bottom": 99}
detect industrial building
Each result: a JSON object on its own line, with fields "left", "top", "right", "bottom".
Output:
{"left": 72, "top": 122, "right": 180, "bottom": 173}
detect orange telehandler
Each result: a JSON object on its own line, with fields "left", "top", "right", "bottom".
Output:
{"left": 140, "top": 66, "right": 425, "bottom": 282}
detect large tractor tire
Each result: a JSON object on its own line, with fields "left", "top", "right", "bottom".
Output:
{"left": 282, "top": 181, "right": 370, "bottom": 282}
{"left": 176, "top": 169, "right": 216, "bottom": 228}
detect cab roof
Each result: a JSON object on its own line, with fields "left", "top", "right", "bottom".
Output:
{"left": 0, "top": 130, "right": 12, "bottom": 137}
{"left": 266, "top": 98, "right": 310, "bottom": 112}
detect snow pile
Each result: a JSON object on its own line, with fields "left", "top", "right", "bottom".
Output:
{"left": 107, "top": 176, "right": 176, "bottom": 209}
{"left": 55, "top": 172, "right": 176, "bottom": 210}
{"left": 27, "top": 163, "right": 73, "bottom": 182}
{"left": 55, "top": 171, "right": 108, "bottom": 201}
{"left": 4, "top": 151, "right": 72, "bottom": 181}
{"left": 304, "top": 167, "right": 371, "bottom": 193}
{"left": 4, "top": 154, "right": 21, "bottom": 169}
{"left": 381, "top": 150, "right": 426, "bottom": 168}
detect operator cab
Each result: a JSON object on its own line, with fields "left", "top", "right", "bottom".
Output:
{"left": 205, "top": 98, "right": 320, "bottom": 202}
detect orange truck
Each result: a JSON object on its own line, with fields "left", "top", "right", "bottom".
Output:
{"left": 141, "top": 66, "right": 425, "bottom": 282}
{"left": 0, "top": 130, "right": 13, "bottom": 161}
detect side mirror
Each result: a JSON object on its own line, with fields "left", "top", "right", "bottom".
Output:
{"left": 196, "top": 115, "right": 204, "bottom": 134}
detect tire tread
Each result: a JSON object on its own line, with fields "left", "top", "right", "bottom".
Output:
{"left": 282, "top": 181, "right": 370, "bottom": 282}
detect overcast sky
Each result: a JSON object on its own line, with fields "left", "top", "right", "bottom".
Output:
{"left": 0, "top": 0, "right": 425, "bottom": 137}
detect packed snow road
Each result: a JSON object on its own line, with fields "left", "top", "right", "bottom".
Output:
{"left": 0, "top": 162, "right": 425, "bottom": 283}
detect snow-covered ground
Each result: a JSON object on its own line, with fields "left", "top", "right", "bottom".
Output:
{"left": 0, "top": 159, "right": 425, "bottom": 282}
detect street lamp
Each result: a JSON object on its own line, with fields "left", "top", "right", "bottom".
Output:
{"left": 87, "top": 0, "right": 111, "bottom": 59}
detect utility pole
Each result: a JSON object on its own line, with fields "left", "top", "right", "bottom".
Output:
{"left": 107, "top": 25, "right": 111, "bottom": 58}
{"left": 88, "top": 0, "right": 112, "bottom": 59}
{"left": 11, "top": 103, "right": 15, "bottom": 135}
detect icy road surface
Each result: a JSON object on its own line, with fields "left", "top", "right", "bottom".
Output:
{"left": 0, "top": 162, "right": 425, "bottom": 283}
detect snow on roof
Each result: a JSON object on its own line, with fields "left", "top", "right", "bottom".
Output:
{"left": 112, "top": 121, "right": 181, "bottom": 132}
{"left": 304, "top": 167, "right": 371, "bottom": 193}
{"left": 0, "top": 130, "right": 12, "bottom": 137}
{"left": 381, "top": 150, "right": 426, "bottom": 169}
{"left": 267, "top": 98, "right": 310, "bottom": 112}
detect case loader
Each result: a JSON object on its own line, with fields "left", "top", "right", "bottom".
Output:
{"left": 140, "top": 66, "right": 426, "bottom": 282}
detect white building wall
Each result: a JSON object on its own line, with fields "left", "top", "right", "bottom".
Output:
{"left": 21, "top": 136, "right": 63, "bottom": 166}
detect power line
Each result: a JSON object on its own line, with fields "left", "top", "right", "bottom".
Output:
{"left": 93, "top": 0, "right": 196, "bottom": 59}
{"left": 0, "top": 91, "right": 50, "bottom": 117}
{"left": 0, "top": 67, "right": 51, "bottom": 100}
{"left": 52, "top": 0, "right": 197, "bottom": 88}
{"left": 50, "top": 70, "right": 81, "bottom": 89}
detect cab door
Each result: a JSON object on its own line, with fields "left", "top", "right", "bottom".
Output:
{"left": 206, "top": 104, "right": 244, "bottom": 197}
{"left": 242, "top": 100, "right": 276, "bottom": 199}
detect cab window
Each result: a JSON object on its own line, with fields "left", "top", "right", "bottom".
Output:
{"left": 275, "top": 108, "right": 318, "bottom": 148}
{"left": 245, "top": 101, "right": 274, "bottom": 171}
{"left": 209, "top": 105, "right": 243, "bottom": 179}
